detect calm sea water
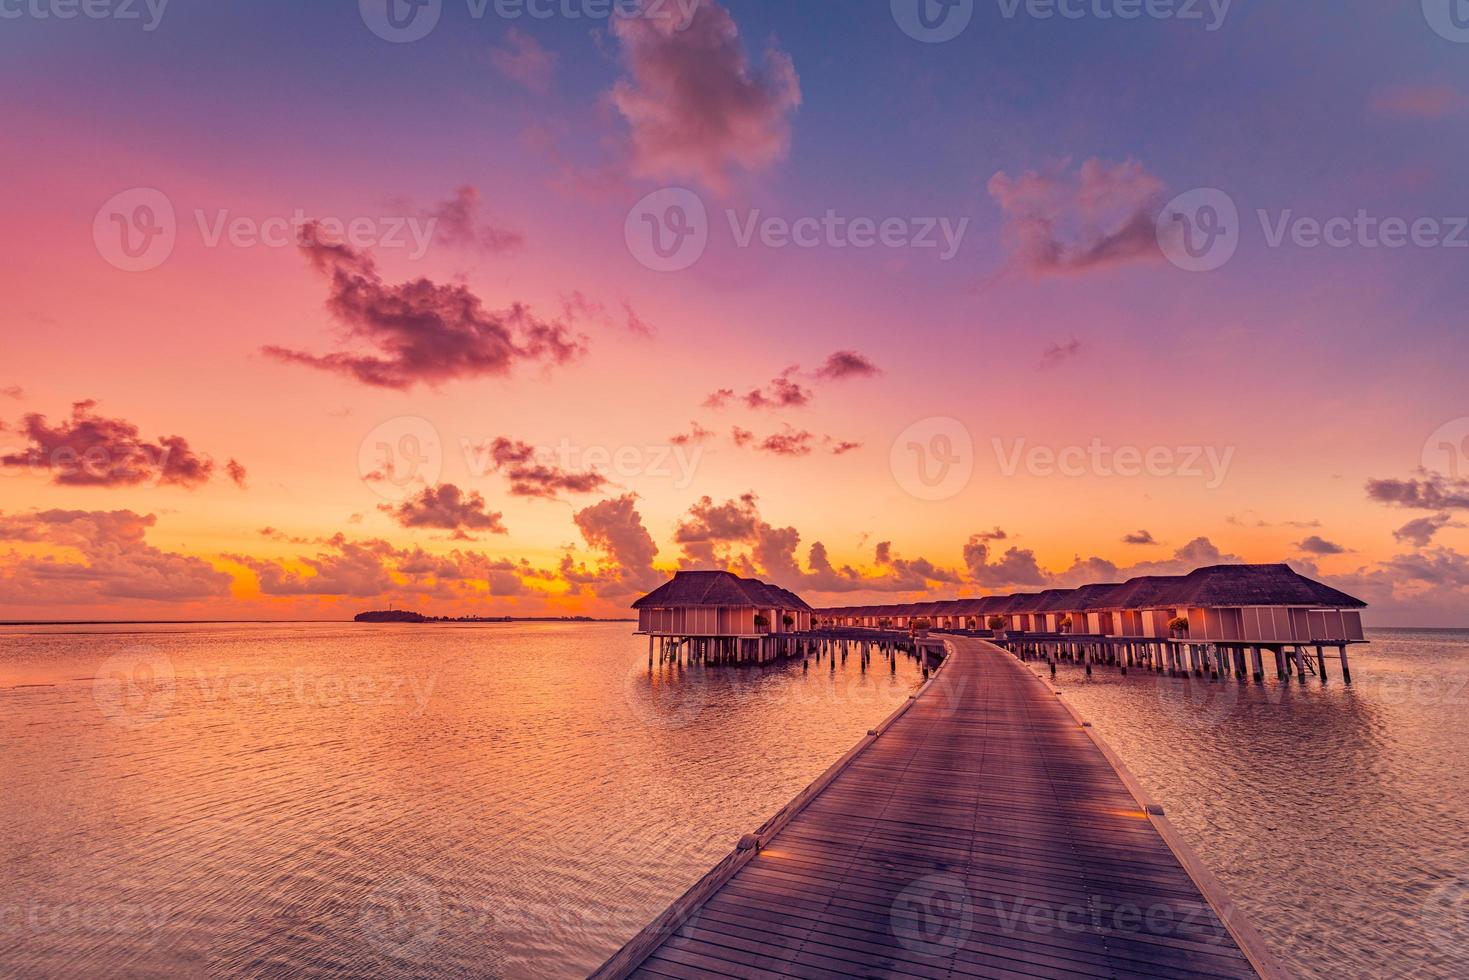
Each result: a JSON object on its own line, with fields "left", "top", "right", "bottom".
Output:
{"left": 2, "top": 624, "right": 1466, "bottom": 978}
{"left": 1032, "top": 628, "right": 1469, "bottom": 980}
{"left": 0, "top": 622, "right": 925, "bottom": 978}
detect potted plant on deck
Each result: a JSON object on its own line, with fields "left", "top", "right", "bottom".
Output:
{"left": 1059, "top": 615, "right": 1074, "bottom": 635}
{"left": 754, "top": 613, "right": 770, "bottom": 633}
{"left": 911, "top": 617, "right": 931, "bottom": 639}
{"left": 1168, "top": 616, "right": 1190, "bottom": 640}
{"left": 986, "top": 615, "right": 1006, "bottom": 636}
{"left": 781, "top": 613, "right": 796, "bottom": 631}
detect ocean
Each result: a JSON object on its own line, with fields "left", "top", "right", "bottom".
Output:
{"left": 1, "top": 623, "right": 1465, "bottom": 978}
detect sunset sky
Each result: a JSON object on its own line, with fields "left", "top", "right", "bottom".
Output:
{"left": 2, "top": 0, "right": 1468, "bottom": 624}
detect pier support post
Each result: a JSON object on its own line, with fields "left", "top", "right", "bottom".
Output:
{"left": 1250, "top": 647, "right": 1264, "bottom": 683}
{"left": 1316, "top": 645, "right": 1327, "bottom": 682}
{"left": 1295, "top": 647, "right": 1308, "bottom": 684}
{"left": 1339, "top": 645, "right": 1352, "bottom": 684}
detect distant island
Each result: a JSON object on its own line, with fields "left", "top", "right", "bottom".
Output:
{"left": 353, "top": 610, "right": 632, "bottom": 624}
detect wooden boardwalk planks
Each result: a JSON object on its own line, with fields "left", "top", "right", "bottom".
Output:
{"left": 595, "top": 637, "right": 1281, "bottom": 980}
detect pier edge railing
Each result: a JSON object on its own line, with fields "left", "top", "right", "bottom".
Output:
{"left": 1012, "top": 649, "right": 1292, "bottom": 980}
{"left": 589, "top": 638, "right": 953, "bottom": 980}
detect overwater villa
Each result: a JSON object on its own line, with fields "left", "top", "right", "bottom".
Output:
{"left": 633, "top": 570, "right": 816, "bottom": 665}
{"left": 633, "top": 563, "right": 1368, "bottom": 681}
{"left": 818, "top": 563, "right": 1368, "bottom": 682}
{"left": 819, "top": 564, "right": 1365, "bottom": 641}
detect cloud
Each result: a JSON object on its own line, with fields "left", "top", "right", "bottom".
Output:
{"left": 563, "top": 494, "right": 663, "bottom": 596}
{"left": 235, "top": 533, "right": 554, "bottom": 601}
{"left": 730, "top": 426, "right": 754, "bottom": 447}
{"left": 704, "top": 388, "right": 736, "bottom": 409}
{"left": 829, "top": 439, "right": 862, "bottom": 456}
{"left": 756, "top": 426, "right": 814, "bottom": 457}
{"left": 1, "top": 401, "right": 228, "bottom": 489}
{"left": 1051, "top": 537, "right": 1244, "bottom": 588}
{"left": 609, "top": 0, "right": 801, "bottom": 194}
{"left": 490, "top": 27, "right": 557, "bottom": 93}
{"left": 963, "top": 537, "right": 1051, "bottom": 589}
{"left": 1370, "top": 84, "right": 1466, "bottom": 119}
{"left": 1, "top": 386, "right": 22, "bottom": 400}
{"left": 813, "top": 350, "right": 881, "bottom": 381}
{"left": 235, "top": 535, "right": 402, "bottom": 597}
{"left": 669, "top": 421, "right": 714, "bottom": 446}
{"left": 1040, "top": 337, "right": 1083, "bottom": 368}
{"left": 1296, "top": 535, "right": 1347, "bottom": 556}
{"left": 0, "top": 509, "right": 231, "bottom": 603}
{"left": 621, "top": 301, "right": 656, "bottom": 338}
{"left": 987, "top": 158, "right": 1165, "bottom": 278}
{"left": 1366, "top": 473, "right": 1469, "bottom": 510}
{"left": 560, "top": 291, "right": 656, "bottom": 337}
{"left": 381, "top": 484, "right": 508, "bottom": 539}
{"left": 1394, "top": 513, "right": 1461, "bottom": 548}
{"left": 226, "top": 459, "right": 248, "bottom": 488}
{"left": 673, "top": 493, "right": 959, "bottom": 593}
{"left": 743, "top": 369, "right": 812, "bottom": 410}
{"left": 264, "top": 222, "right": 585, "bottom": 390}
{"left": 423, "top": 186, "right": 524, "bottom": 253}
{"left": 1122, "top": 530, "right": 1157, "bottom": 545}
{"left": 477, "top": 438, "right": 609, "bottom": 500}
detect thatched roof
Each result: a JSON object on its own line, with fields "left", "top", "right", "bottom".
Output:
{"left": 1171, "top": 564, "right": 1365, "bottom": 609}
{"left": 815, "top": 563, "right": 1365, "bottom": 618}
{"left": 632, "top": 571, "right": 814, "bottom": 611}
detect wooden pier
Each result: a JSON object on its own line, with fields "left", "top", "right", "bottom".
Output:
{"left": 594, "top": 636, "right": 1282, "bottom": 979}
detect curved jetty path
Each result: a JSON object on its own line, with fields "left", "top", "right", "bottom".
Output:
{"left": 594, "top": 636, "right": 1285, "bottom": 980}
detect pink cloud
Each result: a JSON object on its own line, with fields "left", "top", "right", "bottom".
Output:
{"left": 0, "top": 510, "right": 231, "bottom": 603}
{"left": 479, "top": 438, "right": 608, "bottom": 499}
{"left": 2, "top": 401, "right": 229, "bottom": 489}
{"left": 987, "top": 158, "right": 1165, "bottom": 278}
{"left": 610, "top": 0, "right": 801, "bottom": 194}
{"left": 423, "top": 186, "right": 524, "bottom": 253}
{"left": 264, "top": 222, "right": 586, "bottom": 390}
{"left": 813, "top": 350, "right": 882, "bottom": 381}
{"left": 1370, "top": 84, "right": 1466, "bottom": 120}
{"left": 490, "top": 27, "right": 557, "bottom": 93}
{"left": 381, "top": 484, "right": 508, "bottom": 539}
{"left": 564, "top": 494, "right": 663, "bottom": 595}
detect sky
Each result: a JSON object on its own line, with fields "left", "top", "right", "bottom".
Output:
{"left": 1, "top": 0, "right": 1467, "bottom": 624}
